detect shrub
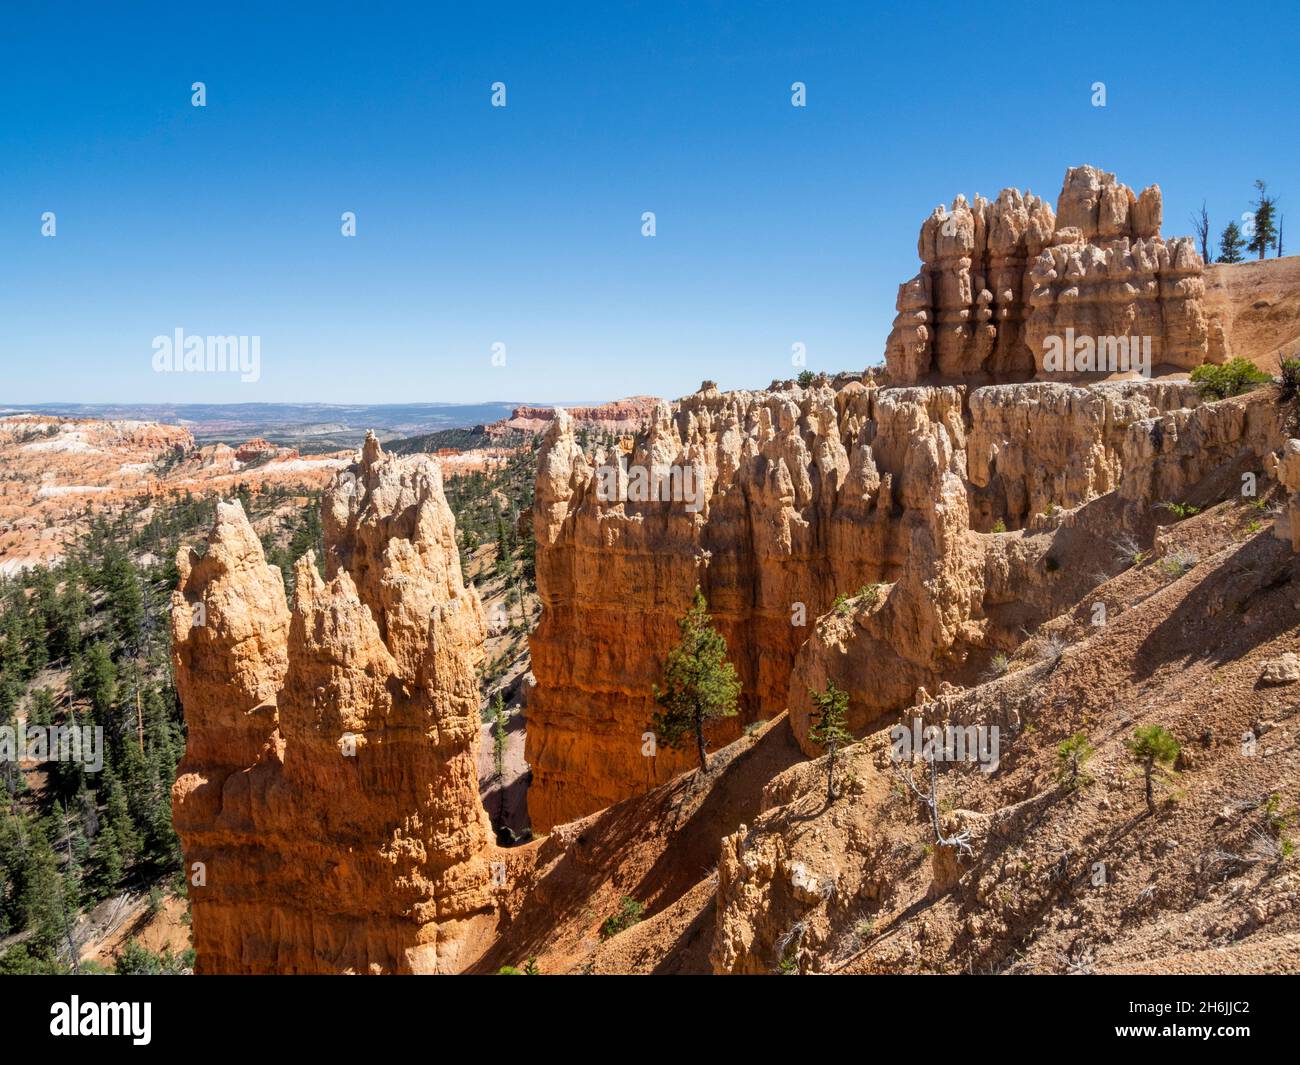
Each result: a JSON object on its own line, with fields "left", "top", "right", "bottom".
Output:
{"left": 1279, "top": 358, "right": 1300, "bottom": 403}
{"left": 984, "top": 652, "right": 1010, "bottom": 679}
{"left": 114, "top": 940, "right": 192, "bottom": 975}
{"left": 797, "top": 370, "right": 815, "bottom": 388}
{"left": 498, "top": 957, "right": 541, "bottom": 975}
{"left": 855, "top": 583, "right": 883, "bottom": 607}
{"left": 1057, "top": 732, "right": 1095, "bottom": 791}
{"left": 599, "top": 896, "right": 645, "bottom": 940}
{"left": 1160, "top": 501, "right": 1200, "bottom": 520}
{"left": 1036, "top": 632, "right": 1069, "bottom": 668}
{"left": 991, "top": 518, "right": 1007, "bottom": 533}
{"left": 1158, "top": 550, "right": 1198, "bottom": 577}
{"left": 1190, "top": 357, "right": 1271, "bottom": 400}
{"left": 1112, "top": 533, "right": 1148, "bottom": 567}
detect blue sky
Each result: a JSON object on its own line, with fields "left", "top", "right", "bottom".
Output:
{"left": 1, "top": 0, "right": 1296, "bottom": 405}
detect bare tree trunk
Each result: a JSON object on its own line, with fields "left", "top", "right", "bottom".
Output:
{"left": 695, "top": 708, "right": 708, "bottom": 773}
{"left": 1191, "top": 201, "right": 1211, "bottom": 263}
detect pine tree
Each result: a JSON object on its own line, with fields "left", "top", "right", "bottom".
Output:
{"left": 76, "top": 641, "right": 117, "bottom": 726}
{"left": 144, "top": 750, "right": 180, "bottom": 864}
{"left": 1057, "top": 732, "right": 1095, "bottom": 791}
{"left": 1248, "top": 180, "right": 1279, "bottom": 260}
{"left": 808, "top": 681, "right": 852, "bottom": 802}
{"left": 0, "top": 605, "right": 29, "bottom": 685}
{"left": 1128, "top": 725, "right": 1180, "bottom": 814}
{"left": 26, "top": 687, "right": 55, "bottom": 726}
{"left": 491, "top": 694, "right": 508, "bottom": 782}
{"left": 100, "top": 766, "right": 141, "bottom": 867}
{"left": 494, "top": 506, "right": 513, "bottom": 577}
{"left": 92, "top": 822, "right": 125, "bottom": 898}
{"left": 1218, "top": 220, "right": 1245, "bottom": 263}
{"left": 101, "top": 550, "right": 144, "bottom": 652}
{"left": 14, "top": 820, "right": 65, "bottom": 958}
{"left": 647, "top": 588, "right": 741, "bottom": 772}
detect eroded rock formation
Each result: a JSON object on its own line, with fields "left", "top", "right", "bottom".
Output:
{"left": 884, "top": 165, "right": 1213, "bottom": 382}
{"left": 711, "top": 466, "right": 1300, "bottom": 975}
{"left": 1274, "top": 439, "right": 1300, "bottom": 550}
{"left": 0, "top": 413, "right": 346, "bottom": 575}
{"left": 526, "top": 374, "right": 1228, "bottom": 829}
{"left": 171, "top": 435, "right": 497, "bottom": 973}
{"left": 486, "top": 396, "right": 663, "bottom": 438}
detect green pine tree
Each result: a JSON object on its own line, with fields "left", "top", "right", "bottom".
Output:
{"left": 808, "top": 681, "right": 853, "bottom": 802}
{"left": 14, "top": 820, "right": 66, "bottom": 958}
{"left": 1217, "top": 220, "right": 1245, "bottom": 263}
{"left": 1128, "top": 725, "right": 1180, "bottom": 814}
{"left": 495, "top": 509, "right": 513, "bottom": 577}
{"left": 92, "top": 822, "right": 125, "bottom": 898}
{"left": 26, "top": 687, "right": 55, "bottom": 727}
{"left": 100, "top": 766, "right": 141, "bottom": 866}
{"left": 647, "top": 588, "right": 741, "bottom": 772}
{"left": 1057, "top": 732, "right": 1095, "bottom": 791}
{"left": 1248, "top": 180, "right": 1279, "bottom": 260}
{"left": 101, "top": 550, "right": 144, "bottom": 652}
{"left": 491, "top": 694, "right": 508, "bottom": 782}
{"left": 76, "top": 641, "right": 118, "bottom": 726}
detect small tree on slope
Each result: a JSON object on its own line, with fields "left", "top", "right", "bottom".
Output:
{"left": 648, "top": 588, "right": 740, "bottom": 773}
{"left": 808, "top": 681, "right": 852, "bottom": 803}
{"left": 1128, "top": 725, "right": 1180, "bottom": 815}
{"left": 1057, "top": 732, "right": 1095, "bottom": 792}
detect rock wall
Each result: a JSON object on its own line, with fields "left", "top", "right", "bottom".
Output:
{"left": 966, "top": 380, "right": 1199, "bottom": 529}
{"left": 884, "top": 165, "right": 1212, "bottom": 382}
{"left": 526, "top": 377, "right": 1211, "bottom": 829}
{"left": 1275, "top": 439, "right": 1300, "bottom": 551}
{"left": 171, "top": 435, "right": 497, "bottom": 974}
{"left": 786, "top": 385, "right": 1285, "bottom": 753}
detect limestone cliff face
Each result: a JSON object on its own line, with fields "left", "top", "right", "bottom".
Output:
{"left": 526, "top": 376, "right": 1213, "bottom": 828}
{"left": 711, "top": 432, "right": 1300, "bottom": 975}
{"left": 885, "top": 165, "right": 1212, "bottom": 382}
{"left": 1275, "top": 439, "right": 1300, "bottom": 551}
{"left": 1119, "top": 388, "right": 1283, "bottom": 508}
{"left": 784, "top": 384, "right": 1285, "bottom": 754}
{"left": 966, "top": 380, "right": 1199, "bottom": 529}
{"left": 171, "top": 435, "right": 497, "bottom": 974}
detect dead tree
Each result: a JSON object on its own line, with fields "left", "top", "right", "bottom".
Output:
{"left": 894, "top": 753, "right": 973, "bottom": 856}
{"left": 1190, "top": 201, "right": 1211, "bottom": 263}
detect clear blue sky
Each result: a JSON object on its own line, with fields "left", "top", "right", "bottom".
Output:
{"left": 1, "top": 0, "right": 1296, "bottom": 405}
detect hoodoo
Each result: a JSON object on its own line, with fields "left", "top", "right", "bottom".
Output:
{"left": 884, "top": 165, "right": 1213, "bottom": 382}
{"left": 171, "top": 434, "right": 497, "bottom": 974}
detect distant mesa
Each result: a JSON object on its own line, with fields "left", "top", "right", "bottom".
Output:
{"left": 484, "top": 396, "right": 663, "bottom": 438}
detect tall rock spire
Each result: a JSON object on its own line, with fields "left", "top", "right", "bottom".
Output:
{"left": 171, "top": 438, "right": 496, "bottom": 974}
